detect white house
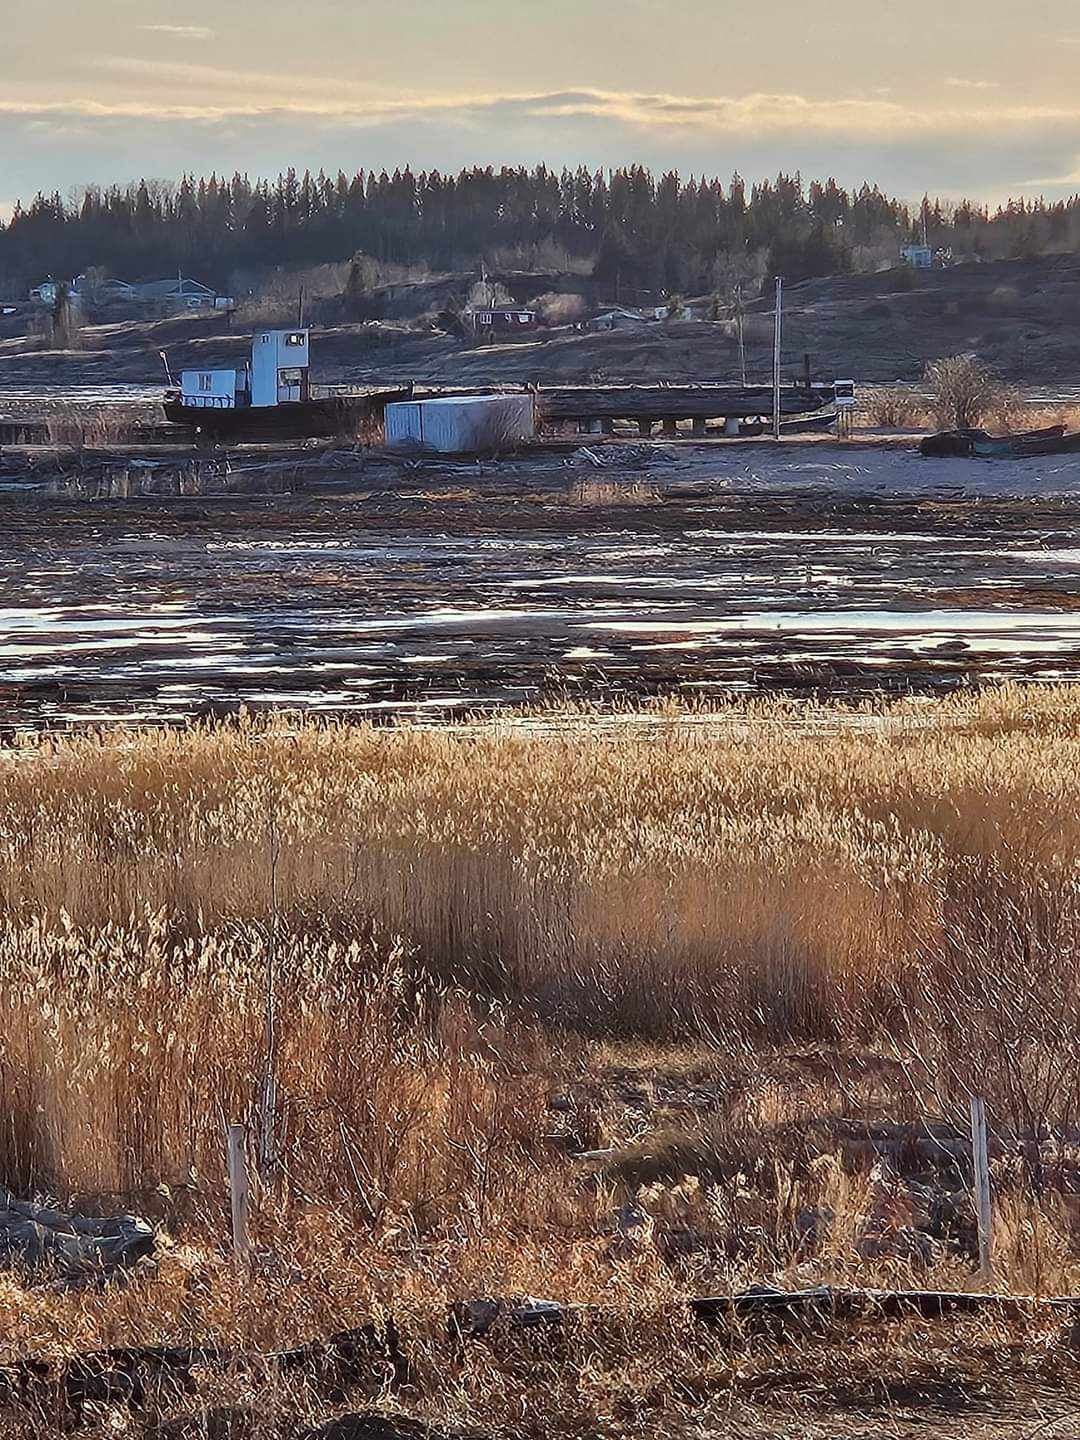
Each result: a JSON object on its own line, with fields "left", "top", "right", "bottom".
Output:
{"left": 586, "top": 307, "right": 653, "bottom": 332}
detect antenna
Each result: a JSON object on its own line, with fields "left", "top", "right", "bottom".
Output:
{"left": 297, "top": 286, "right": 305, "bottom": 328}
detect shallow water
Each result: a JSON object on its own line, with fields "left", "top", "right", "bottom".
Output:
{"left": 5, "top": 482, "right": 1080, "bottom": 728}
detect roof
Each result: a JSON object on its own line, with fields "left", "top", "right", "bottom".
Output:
{"left": 402, "top": 394, "right": 532, "bottom": 410}
{"left": 133, "top": 277, "right": 217, "bottom": 299}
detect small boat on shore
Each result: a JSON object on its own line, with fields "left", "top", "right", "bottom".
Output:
{"left": 920, "top": 425, "right": 1080, "bottom": 459}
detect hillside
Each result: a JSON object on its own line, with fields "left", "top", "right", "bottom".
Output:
{"left": 0, "top": 255, "right": 1078, "bottom": 390}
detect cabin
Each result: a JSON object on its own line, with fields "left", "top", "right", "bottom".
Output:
{"left": 178, "top": 329, "right": 309, "bottom": 410}
{"left": 470, "top": 306, "right": 537, "bottom": 335}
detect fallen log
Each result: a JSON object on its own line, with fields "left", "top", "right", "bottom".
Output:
{"left": 0, "top": 1319, "right": 405, "bottom": 1426}
{"left": 690, "top": 1283, "right": 1080, "bottom": 1327}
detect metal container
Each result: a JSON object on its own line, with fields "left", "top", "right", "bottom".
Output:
{"left": 385, "top": 394, "right": 535, "bottom": 453}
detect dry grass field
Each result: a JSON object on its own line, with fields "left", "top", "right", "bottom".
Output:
{"left": 4, "top": 687, "right": 1080, "bottom": 1435}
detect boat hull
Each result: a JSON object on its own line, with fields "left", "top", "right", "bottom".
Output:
{"left": 162, "top": 393, "right": 405, "bottom": 441}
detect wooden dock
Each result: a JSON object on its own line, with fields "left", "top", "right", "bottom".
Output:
{"left": 538, "top": 383, "right": 836, "bottom": 433}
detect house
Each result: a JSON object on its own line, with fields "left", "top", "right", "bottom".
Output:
{"left": 30, "top": 272, "right": 234, "bottom": 313}
{"left": 130, "top": 276, "right": 234, "bottom": 312}
{"left": 654, "top": 302, "right": 709, "bottom": 321}
{"left": 901, "top": 244, "right": 933, "bottom": 270}
{"left": 586, "top": 307, "right": 653, "bottom": 332}
{"left": 470, "top": 306, "right": 537, "bottom": 335}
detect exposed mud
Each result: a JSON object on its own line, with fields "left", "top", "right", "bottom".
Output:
{"left": 5, "top": 445, "right": 1080, "bottom": 729}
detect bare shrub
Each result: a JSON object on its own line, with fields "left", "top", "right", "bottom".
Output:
{"left": 861, "top": 386, "right": 928, "bottom": 429}
{"left": 924, "top": 354, "right": 1011, "bottom": 430}
{"left": 534, "top": 291, "right": 585, "bottom": 325}
{"left": 236, "top": 263, "right": 351, "bottom": 327}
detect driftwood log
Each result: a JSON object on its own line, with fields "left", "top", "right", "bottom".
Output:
{"left": 0, "top": 1320, "right": 406, "bottom": 1427}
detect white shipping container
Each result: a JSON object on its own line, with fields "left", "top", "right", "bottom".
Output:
{"left": 385, "top": 394, "right": 535, "bottom": 453}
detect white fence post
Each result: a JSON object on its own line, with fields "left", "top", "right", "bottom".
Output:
{"left": 970, "top": 1095, "right": 993, "bottom": 1280}
{"left": 228, "top": 1123, "right": 251, "bottom": 1274}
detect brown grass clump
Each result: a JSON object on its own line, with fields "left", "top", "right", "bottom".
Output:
{"left": 42, "top": 404, "right": 146, "bottom": 447}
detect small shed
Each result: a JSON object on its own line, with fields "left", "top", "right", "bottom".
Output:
{"left": 901, "top": 245, "right": 933, "bottom": 270}
{"left": 385, "top": 394, "right": 536, "bottom": 454}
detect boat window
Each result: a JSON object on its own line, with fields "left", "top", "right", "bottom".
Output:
{"left": 199, "top": 373, "right": 213, "bottom": 392}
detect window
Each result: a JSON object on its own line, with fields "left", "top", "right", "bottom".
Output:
{"left": 285, "top": 332, "right": 306, "bottom": 347}
{"left": 199, "top": 373, "right": 213, "bottom": 392}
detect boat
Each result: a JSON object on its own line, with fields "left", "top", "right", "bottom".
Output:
{"left": 738, "top": 409, "right": 838, "bottom": 438}
{"left": 920, "top": 425, "right": 1073, "bottom": 459}
{"left": 973, "top": 429, "right": 1080, "bottom": 459}
{"left": 161, "top": 327, "right": 406, "bottom": 440}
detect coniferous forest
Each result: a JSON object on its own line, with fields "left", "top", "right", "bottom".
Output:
{"left": 1, "top": 164, "right": 1079, "bottom": 297}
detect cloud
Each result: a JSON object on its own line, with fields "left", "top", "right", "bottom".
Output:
{"left": 2, "top": 83, "right": 1080, "bottom": 207}
{"left": 7, "top": 82, "right": 1080, "bottom": 135}
{"left": 138, "top": 25, "right": 215, "bottom": 40}
{"left": 945, "top": 77, "right": 1000, "bottom": 90}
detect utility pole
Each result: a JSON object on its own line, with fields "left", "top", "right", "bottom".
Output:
{"left": 772, "top": 276, "right": 783, "bottom": 441}
{"left": 735, "top": 283, "right": 746, "bottom": 387}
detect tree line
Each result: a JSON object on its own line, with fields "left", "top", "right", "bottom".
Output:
{"left": 1, "top": 165, "right": 1078, "bottom": 299}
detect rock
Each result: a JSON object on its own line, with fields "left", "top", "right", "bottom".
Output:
{"left": 449, "top": 1296, "right": 564, "bottom": 1340}
{"left": 794, "top": 1205, "right": 835, "bottom": 1251}
{"left": 0, "top": 1189, "right": 154, "bottom": 1285}
{"left": 302, "top": 1413, "right": 487, "bottom": 1440}
{"left": 606, "top": 1199, "right": 654, "bottom": 1263}
{"left": 857, "top": 1222, "right": 946, "bottom": 1268}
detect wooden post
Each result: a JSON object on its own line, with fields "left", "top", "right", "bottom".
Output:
{"left": 228, "top": 1124, "right": 251, "bottom": 1274}
{"left": 772, "top": 277, "right": 783, "bottom": 441}
{"left": 970, "top": 1096, "right": 993, "bottom": 1280}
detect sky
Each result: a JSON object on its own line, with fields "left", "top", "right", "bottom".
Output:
{"left": 3, "top": 0, "right": 1080, "bottom": 216}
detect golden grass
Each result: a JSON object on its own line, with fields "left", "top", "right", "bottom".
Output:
{"left": 4, "top": 688, "right": 1080, "bottom": 1432}
{"left": 41, "top": 404, "right": 148, "bottom": 447}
